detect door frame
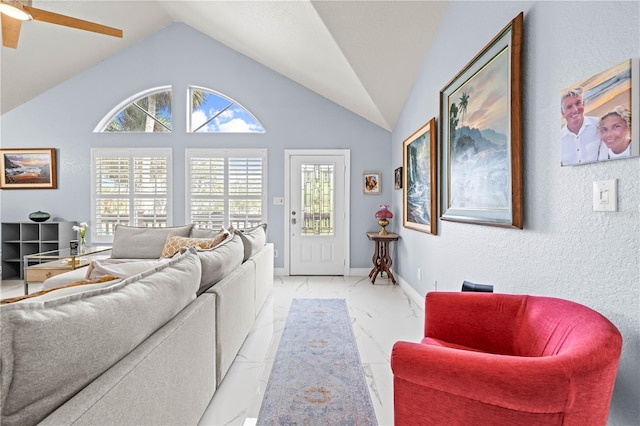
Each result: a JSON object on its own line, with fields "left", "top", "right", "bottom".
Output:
{"left": 284, "top": 149, "right": 351, "bottom": 276}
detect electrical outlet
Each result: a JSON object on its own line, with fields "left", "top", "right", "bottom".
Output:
{"left": 274, "top": 249, "right": 279, "bottom": 258}
{"left": 417, "top": 268, "right": 422, "bottom": 280}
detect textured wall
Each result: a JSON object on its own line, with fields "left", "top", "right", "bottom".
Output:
{"left": 392, "top": 1, "right": 639, "bottom": 424}
{"left": 0, "top": 23, "right": 391, "bottom": 270}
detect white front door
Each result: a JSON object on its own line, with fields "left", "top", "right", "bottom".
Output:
{"left": 286, "top": 150, "right": 349, "bottom": 275}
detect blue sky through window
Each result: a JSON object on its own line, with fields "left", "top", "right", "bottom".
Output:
{"left": 190, "top": 88, "right": 264, "bottom": 133}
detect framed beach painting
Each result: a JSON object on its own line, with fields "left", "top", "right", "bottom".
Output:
{"left": 440, "top": 13, "right": 523, "bottom": 229}
{"left": 403, "top": 117, "right": 437, "bottom": 234}
{"left": 560, "top": 58, "right": 638, "bottom": 166}
{"left": 363, "top": 172, "right": 381, "bottom": 194}
{"left": 0, "top": 148, "right": 57, "bottom": 189}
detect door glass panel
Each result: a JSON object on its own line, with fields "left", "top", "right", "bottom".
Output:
{"left": 300, "top": 163, "right": 334, "bottom": 235}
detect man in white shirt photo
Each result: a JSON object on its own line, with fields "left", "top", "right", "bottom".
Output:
{"left": 560, "top": 87, "right": 601, "bottom": 166}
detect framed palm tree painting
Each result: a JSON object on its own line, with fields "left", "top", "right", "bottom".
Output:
{"left": 440, "top": 12, "right": 523, "bottom": 229}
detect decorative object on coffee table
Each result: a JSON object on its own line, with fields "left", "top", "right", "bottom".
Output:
{"left": 73, "top": 222, "right": 88, "bottom": 248}
{"left": 28, "top": 211, "right": 51, "bottom": 222}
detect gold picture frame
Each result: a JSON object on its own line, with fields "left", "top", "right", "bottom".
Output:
{"left": 403, "top": 117, "right": 437, "bottom": 234}
{"left": 0, "top": 148, "right": 57, "bottom": 189}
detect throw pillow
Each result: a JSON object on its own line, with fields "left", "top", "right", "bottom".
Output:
{"left": 236, "top": 223, "right": 267, "bottom": 262}
{"left": 0, "top": 275, "right": 120, "bottom": 305}
{"left": 190, "top": 227, "right": 226, "bottom": 238}
{"left": 110, "top": 224, "right": 194, "bottom": 259}
{"left": 160, "top": 233, "right": 228, "bottom": 258}
{"left": 86, "top": 258, "right": 172, "bottom": 279}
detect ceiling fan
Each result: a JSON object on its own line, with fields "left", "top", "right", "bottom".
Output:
{"left": 0, "top": 0, "right": 122, "bottom": 49}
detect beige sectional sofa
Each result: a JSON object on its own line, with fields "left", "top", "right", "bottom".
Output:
{"left": 0, "top": 224, "right": 273, "bottom": 426}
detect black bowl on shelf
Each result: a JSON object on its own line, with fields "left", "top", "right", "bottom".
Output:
{"left": 28, "top": 211, "right": 51, "bottom": 222}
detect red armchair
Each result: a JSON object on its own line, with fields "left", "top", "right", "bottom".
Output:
{"left": 391, "top": 292, "right": 622, "bottom": 425}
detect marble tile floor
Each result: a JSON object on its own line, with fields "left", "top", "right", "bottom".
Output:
{"left": 0, "top": 275, "right": 425, "bottom": 426}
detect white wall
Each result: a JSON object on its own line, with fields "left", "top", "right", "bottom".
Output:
{"left": 392, "top": 1, "right": 639, "bottom": 424}
{"left": 0, "top": 23, "right": 391, "bottom": 270}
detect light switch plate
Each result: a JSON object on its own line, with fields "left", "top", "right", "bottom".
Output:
{"left": 593, "top": 179, "right": 617, "bottom": 212}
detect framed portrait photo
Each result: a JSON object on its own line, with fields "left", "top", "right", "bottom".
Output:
{"left": 363, "top": 172, "right": 381, "bottom": 194}
{"left": 403, "top": 117, "right": 437, "bottom": 234}
{"left": 0, "top": 148, "right": 57, "bottom": 189}
{"left": 440, "top": 13, "right": 523, "bottom": 229}
{"left": 560, "top": 58, "right": 639, "bottom": 166}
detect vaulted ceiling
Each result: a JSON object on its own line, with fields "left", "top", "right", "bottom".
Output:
{"left": 0, "top": 1, "right": 448, "bottom": 130}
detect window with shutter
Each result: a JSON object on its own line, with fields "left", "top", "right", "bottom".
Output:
{"left": 186, "top": 149, "right": 266, "bottom": 230}
{"left": 91, "top": 148, "right": 172, "bottom": 242}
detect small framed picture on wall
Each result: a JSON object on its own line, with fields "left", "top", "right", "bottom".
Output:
{"left": 364, "top": 172, "right": 381, "bottom": 194}
{"left": 394, "top": 167, "right": 402, "bottom": 189}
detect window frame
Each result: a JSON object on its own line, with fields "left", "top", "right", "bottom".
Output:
{"left": 185, "top": 148, "right": 268, "bottom": 230}
{"left": 94, "top": 86, "right": 172, "bottom": 133}
{"left": 187, "top": 85, "right": 265, "bottom": 133}
{"left": 91, "top": 147, "right": 173, "bottom": 243}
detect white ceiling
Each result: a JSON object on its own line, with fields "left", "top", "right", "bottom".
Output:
{"left": 0, "top": 0, "right": 448, "bottom": 130}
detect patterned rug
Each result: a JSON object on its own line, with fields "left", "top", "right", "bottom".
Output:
{"left": 257, "top": 298, "right": 378, "bottom": 425}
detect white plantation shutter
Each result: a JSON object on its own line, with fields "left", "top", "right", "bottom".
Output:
{"left": 186, "top": 149, "right": 266, "bottom": 230}
{"left": 91, "top": 148, "right": 172, "bottom": 242}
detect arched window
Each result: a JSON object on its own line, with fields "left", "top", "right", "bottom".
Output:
{"left": 95, "top": 86, "right": 172, "bottom": 133}
{"left": 189, "top": 86, "right": 264, "bottom": 133}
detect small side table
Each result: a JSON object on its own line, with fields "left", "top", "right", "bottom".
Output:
{"left": 366, "top": 232, "right": 399, "bottom": 284}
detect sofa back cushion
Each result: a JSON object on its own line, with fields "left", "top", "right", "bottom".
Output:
{"left": 111, "top": 224, "right": 193, "bottom": 259}
{"left": 236, "top": 223, "right": 267, "bottom": 262}
{"left": 0, "top": 250, "right": 201, "bottom": 426}
{"left": 195, "top": 233, "right": 244, "bottom": 294}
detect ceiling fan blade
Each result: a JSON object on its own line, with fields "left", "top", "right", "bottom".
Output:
{"left": 1, "top": 13, "right": 22, "bottom": 48}
{"left": 23, "top": 5, "right": 122, "bottom": 38}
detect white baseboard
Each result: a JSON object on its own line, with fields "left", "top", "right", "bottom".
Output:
{"left": 397, "top": 274, "right": 425, "bottom": 310}
{"left": 273, "top": 268, "right": 425, "bottom": 312}
{"left": 275, "top": 268, "right": 371, "bottom": 276}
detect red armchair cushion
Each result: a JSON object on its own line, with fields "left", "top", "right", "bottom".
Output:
{"left": 391, "top": 292, "right": 622, "bottom": 426}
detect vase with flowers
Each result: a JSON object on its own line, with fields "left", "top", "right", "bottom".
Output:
{"left": 73, "top": 222, "right": 88, "bottom": 250}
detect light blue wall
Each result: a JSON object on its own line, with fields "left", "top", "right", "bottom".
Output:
{"left": 0, "top": 23, "right": 391, "bottom": 270}
{"left": 392, "top": 1, "right": 639, "bottom": 424}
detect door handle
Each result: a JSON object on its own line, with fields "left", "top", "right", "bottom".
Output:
{"left": 291, "top": 218, "right": 297, "bottom": 224}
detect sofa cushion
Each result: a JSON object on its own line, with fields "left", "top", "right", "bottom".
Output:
{"left": 110, "top": 224, "right": 193, "bottom": 259}
{"left": 191, "top": 227, "right": 225, "bottom": 238}
{"left": 236, "top": 223, "right": 267, "bottom": 262}
{"left": 86, "top": 258, "right": 172, "bottom": 279}
{"left": 160, "top": 232, "right": 227, "bottom": 258}
{"left": 195, "top": 233, "right": 244, "bottom": 294}
{"left": 0, "top": 275, "right": 121, "bottom": 305}
{"left": 0, "top": 249, "right": 201, "bottom": 426}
